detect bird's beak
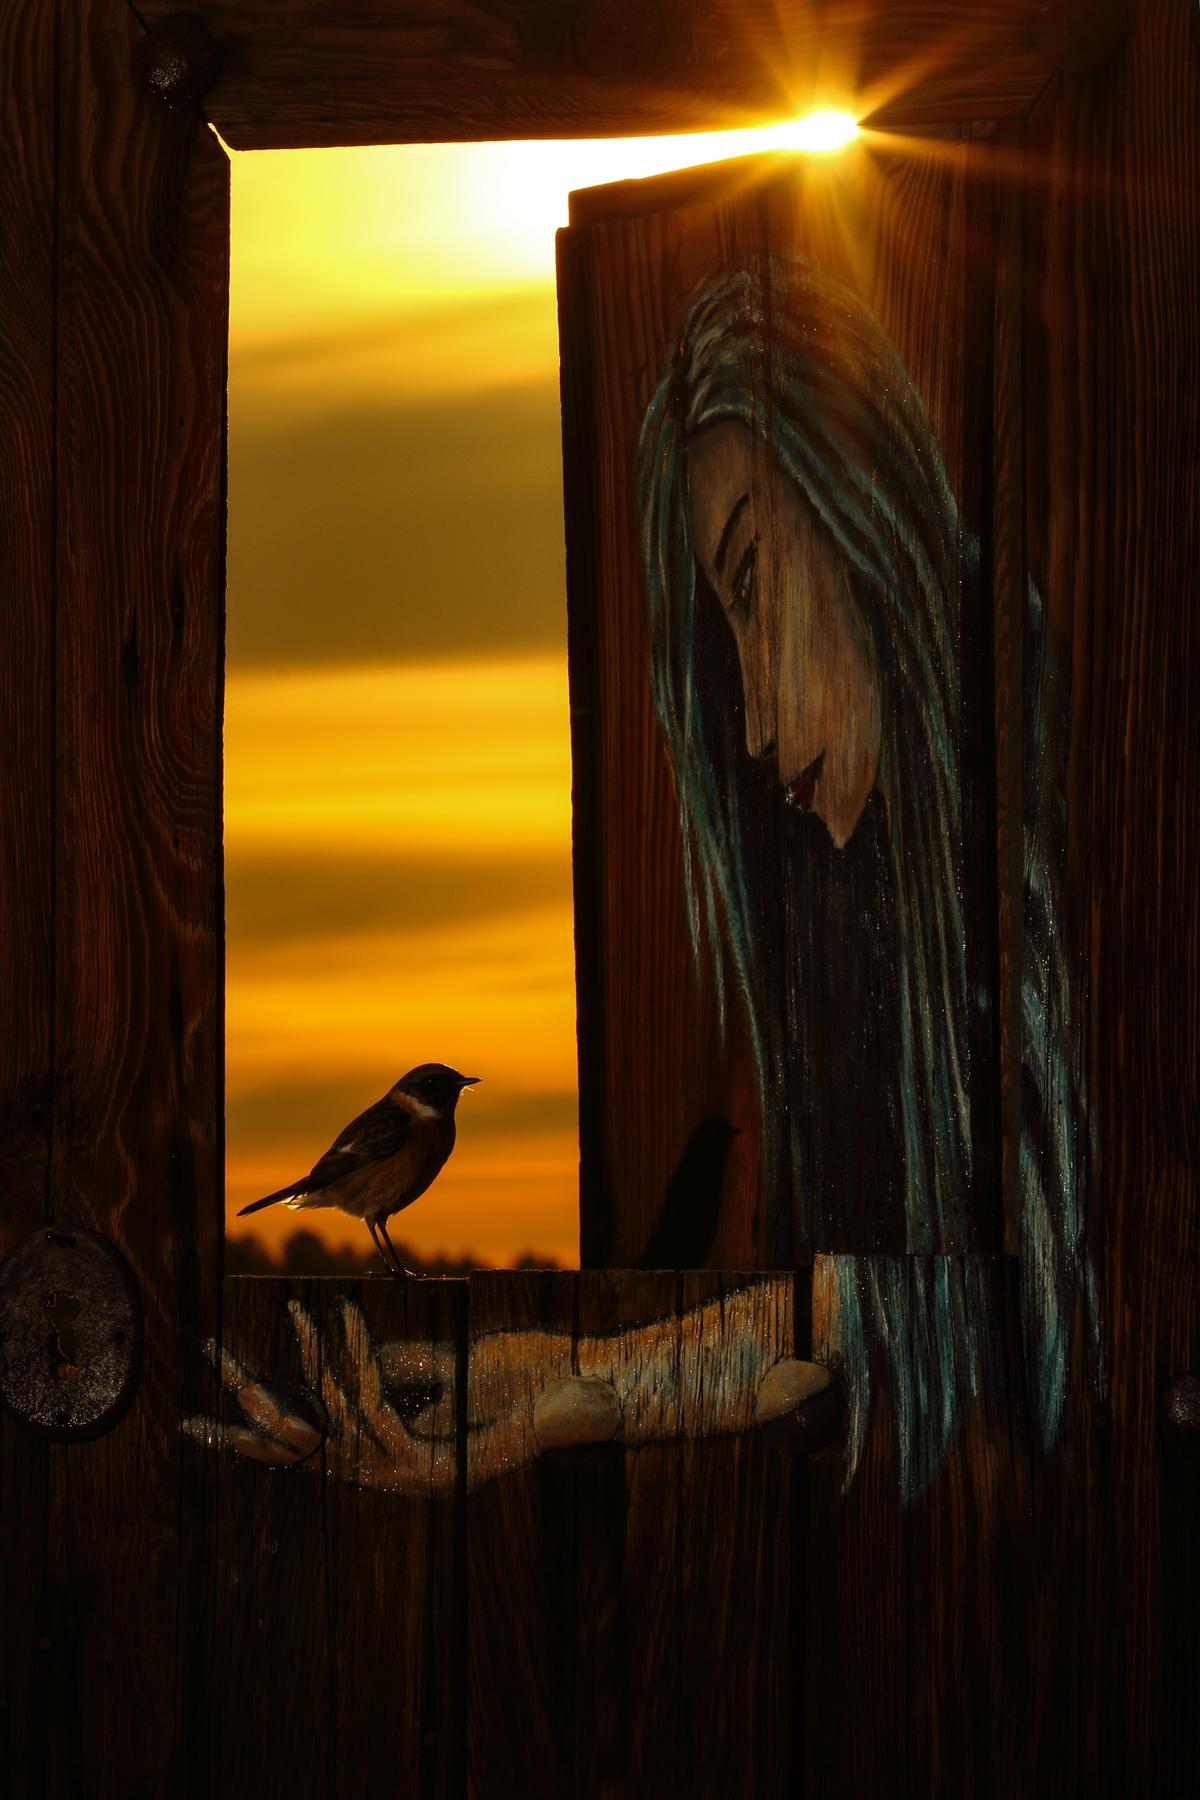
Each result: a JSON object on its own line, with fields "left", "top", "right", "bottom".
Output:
{"left": 461, "top": 1076, "right": 480, "bottom": 1090}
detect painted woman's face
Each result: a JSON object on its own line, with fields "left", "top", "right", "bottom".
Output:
{"left": 686, "top": 421, "right": 882, "bottom": 850}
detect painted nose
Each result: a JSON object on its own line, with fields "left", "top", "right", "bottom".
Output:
{"left": 739, "top": 658, "right": 776, "bottom": 762}
{"left": 734, "top": 623, "right": 776, "bottom": 763}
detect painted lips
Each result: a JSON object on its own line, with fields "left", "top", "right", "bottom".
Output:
{"left": 785, "top": 750, "right": 825, "bottom": 813}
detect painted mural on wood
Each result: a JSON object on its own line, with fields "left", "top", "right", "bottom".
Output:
{"left": 182, "top": 1277, "right": 806, "bottom": 1489}
{"left": 637, "top": 253, "right": 1101, "bottom": 1498}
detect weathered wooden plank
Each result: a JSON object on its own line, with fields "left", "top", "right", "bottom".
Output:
{"left": 1023, "top": 4, "right": 1200, "bottom": 1786}
{"left": 39, "top": 0, "right": 228, "bottom": 1792}
{"left": 989, "top": 119, "right": 1027, "bottom": 1257}
{"left": 466, "top": 1271, "right": 576, "bottom": 1797}
{"left": 134, "top": 0, "right": 1057, "bottom": 150}
{"left": 0, "top": 0, "right": 57, "bottom": 1782}
{"left": 805, "top": 1255, "right": 1041, "bottom": 1795}
{"left": 793, "top": 4, "right": 1200, "bottom": 1786}
{"left": 561, "top": 137, "right": 1005, "bottom": 1272}
{"left": 324, "top": 1275, "right": 466, "bottom": 1798}
{"left": 591, "top": 1270, "right": 796, "bottom": 1796}
{"left": 207, "top": 1280, "right": 338, "bottom": 1793}
{"left": 202, "top": 1276, "right": 466, "bottom": 1798}
{"left": 558, "top": 229, "right": 610, "bottom": 1276}
{"left": 560, "top": 181, "right": 766, "bottom": 1271}
{"left": 0, "top": 0, "right": 55, "bottom": 1236}
{"left": 466, "top": 1270, "right": 797, "bottom": 1797}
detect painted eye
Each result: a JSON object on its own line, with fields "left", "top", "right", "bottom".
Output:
{"left": 731, "top": 538, "right": 757, "bottom": 620}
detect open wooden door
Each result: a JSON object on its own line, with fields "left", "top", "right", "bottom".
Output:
{"left": 2, "top": 4, "right": 1198, "bottom": 1798}
{"left": 556, "top": 39, "right": 1200, "bottom": 1792}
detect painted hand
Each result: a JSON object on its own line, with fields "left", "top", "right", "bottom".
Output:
{"left": 181, "top": 1295, "right": 458, "bottom": 1494}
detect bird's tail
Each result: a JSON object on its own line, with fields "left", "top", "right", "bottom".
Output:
{"left": 237, "top": 1186, "right": 299, "bottom": 1217}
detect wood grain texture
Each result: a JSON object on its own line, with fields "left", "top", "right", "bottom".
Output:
{"left": 132, "top": 0, "right": 1057, "bottom": 149}
{"left": 591, "top": 1270, "right": 797, "bottom": 1798}
{"left": 1024, "top": 2, "right": 1200, "bottom": 1785}
{"left": 466, "top": 1272, "right": 575, "bottom": 1798}
{"left": 561, "top": 138, "right": 1006, "bottom": 1270}
{"left": 792, "top": 5, "right": 1200, "bottom": 1790}
{"left": 466, "top": 1270, "right": 799, "bottom": 1798}
{"left": 805, "top": 1254, "right": 1043, "bottom": 1795}
{"left": 0, "top": 0, "right": 55, "bottom": 1238}
{"left": 560, "top": 177, "right": 777, "bottom": 1270}
{"left": 207, "top": 1277, "right": 466, "bottom": 1799}
{"left": 0, "top": 2, "right": 1193, "bottom": 1793}
{"left": 36, "top": 0, "right": 229, "bottom": 1792}
{"left": 0, "top": 0, "right": 56, "bottom": 1785}
{"left": 989, "top": 120, "right": 1027, "bottom": 1256}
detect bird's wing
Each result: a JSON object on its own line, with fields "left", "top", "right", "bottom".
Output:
{"left": 301, "top": 1097, "right": 414, "bottom": 1194}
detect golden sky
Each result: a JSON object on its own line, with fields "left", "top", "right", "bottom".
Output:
{"left": 223, "top": 119, "right": 856, "bottom": 1269}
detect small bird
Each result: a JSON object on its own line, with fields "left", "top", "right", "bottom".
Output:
{"left": 237, "top": 1064, "right": 479, "bottom": 1274}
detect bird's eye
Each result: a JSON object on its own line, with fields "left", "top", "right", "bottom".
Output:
{"left": 730, "top": 538, "right": 757, "bottom": 621}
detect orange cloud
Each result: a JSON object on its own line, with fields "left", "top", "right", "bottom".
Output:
{"left": 225, "top": 655, "right": 571, "bottom": 850}
{"left": 225, "top": 654, "right": 579, "bottom": 1264}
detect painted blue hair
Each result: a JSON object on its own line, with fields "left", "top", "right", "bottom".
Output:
{"left": 637, "top": 255, "right": 1100, "bottom": 1499}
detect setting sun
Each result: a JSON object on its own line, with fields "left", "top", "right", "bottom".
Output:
{"left": 224, "top": 114, "right": 864, "bottom": 1273}
{"left": 227, "top": 114, "right": 865, "bottom": 347}
{"left": 779, "top": 108, "right": 860, "bottom": 152}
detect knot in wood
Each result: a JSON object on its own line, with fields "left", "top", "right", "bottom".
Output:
{"left": 133, "top": 13, "right": 222, "bottom": 113}
{"left": 1163, "top": 1372, "right": 1200, "bottom": 1435}
{"left": 0, "top": 1226, "right": 142, "bottom": 1440}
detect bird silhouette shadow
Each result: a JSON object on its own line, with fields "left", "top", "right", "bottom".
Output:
{"left": 636, "top": 1115, "right": 738, "bottom": 1269}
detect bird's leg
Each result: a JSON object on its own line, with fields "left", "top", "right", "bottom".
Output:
{"left": 366, "top": 1218, "right": 394, "bottom": 1276}
{"left": 377, "top": 1216, "right": 412, "bottom": 1279}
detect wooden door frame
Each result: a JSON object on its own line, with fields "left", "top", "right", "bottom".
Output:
{"left": 4, "top": 2, "right": 1199, "bottom": 1794}
{"left": 139, "top": 0, "right": 1061, "bottom": 149}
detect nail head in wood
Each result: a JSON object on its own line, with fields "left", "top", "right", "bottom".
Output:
{"left": 0, "top": 1226, "right": 142, "bottom": 1440}
{"left": 1031, "top": 0, "right": 1132, "bottom": 75}
{"left": 133, "top": 13, "right": 222, "bottom": 113}
{"left": 754, "top": 1358, "right": 844, "bottom": 1454}
{"left": 1163, "top": 1371, "right": 1200, "bottom": 1434}
{"left": 533, "top": 1374, "right": 621, "bottom": 1450}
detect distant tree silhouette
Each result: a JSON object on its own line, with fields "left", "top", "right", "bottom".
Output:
{"left": 225, "top": 1229, "right": 563, "bottom": 1278}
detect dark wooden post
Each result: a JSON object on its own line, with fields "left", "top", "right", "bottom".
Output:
{"left": 1024, "top": 11, "right": 1200, "bottom": 1782}
{"left": 0, "top": 1, "right": 58, "bottom": 1784}
{"left": 0, "top": 0, "right": 227, "bottom": 1789}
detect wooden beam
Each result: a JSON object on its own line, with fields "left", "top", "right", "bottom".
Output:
{"left": 559, "top": 136, "right": 1012, "bottom": 1268}
{"left": 186, "top": 1270, "right": 806, "bottom": 1796}
{"left": 206, "top": 1277, "right": 467, "bottom": 1797}
{"left": 1024, "top": 3, "right": 1200, "bottom": 1781}
{"left": 132, "top": 0, "right": 1057, "bottom": 151}
{"left": 0, "top": 0, "right": 57, "bottom": 1784}
{"left": 466, "top": 1270, "right": 800, "bottom": 1795}
{"left": 804, "top": 1255, "right": 1032, "bottom": 1789}
{"left": 36, "top": 0, "right": 228, "bottom": 1790}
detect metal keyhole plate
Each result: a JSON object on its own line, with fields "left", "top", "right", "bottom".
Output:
{"left": 0, "top": 1227, "right": 142, "bottom": 1439}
